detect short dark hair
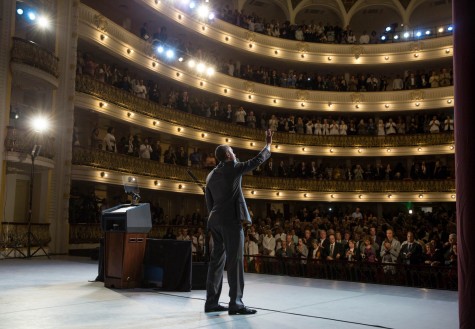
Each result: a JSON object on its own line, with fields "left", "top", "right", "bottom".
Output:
{"left": 215, "top": 145, "right": 229, "bottom": 162}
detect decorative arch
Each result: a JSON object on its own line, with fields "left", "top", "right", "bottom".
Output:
{"left": 347, "top": 0, "right": 405, "bottom": 27}
{"left": 293, "top": 0, "right": 345, "bottom": 27}
{"left": 240, "top": 0, "right": 291, "bottom": 22}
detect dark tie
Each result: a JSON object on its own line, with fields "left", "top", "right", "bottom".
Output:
{"left": 330, "top": 244, "right": 334, "bottom": 256}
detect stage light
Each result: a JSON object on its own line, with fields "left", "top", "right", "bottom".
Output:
{"left": 189, "top": 1, "right": 196, "bottom": 9}
{"left": 188, "top": 59, "right": 196, "bottom": 68}
{"left": 393, "top": 34, "right": 399, "bottom": 40}
{"left": 17, "top": 8, "right": 24, "bottom": 15}
{"left": 28, "top": 11, "right": 36, "bottom": 21}
{"left": 206, "top": 67, "right": 215, "bottom": 76}
{"left": 447, "top": 26, "right": 453, "bottom": 31}
{"left": 37, "top": 15, "right": 50, "bottom": 29}
{"left": 197, "top": 4, "right": 209, "bottom": 18}
{"left": 409, "top": 209, "right": 413, "bottom": 214}
{"left": 385, "top": 26, "right": 391, "bottom": 32}
{"left": 30, "top": 115, "right": 49, "bottom": 133}
{"left": 178, "top": 57, "right": 184, "bottom": 62}
{"left": 403, "top": 32, "right": 410, "bottom": 38}
{"left": 438, "top": 27, "right": 444, "bottom": 33}
{"left": 208, "top": 12, "right": 215, "bottom": 20}
{"left": 425, "top": 30, "right": 431, "bottom": 35}
{"left": 156, "top": 45, "right": 164, "bottom": 53}
{"left": 381, "top": 35, "right": 386, "bottom": 41}
{"left": 415, "top": 31, "right": 422, "bottom": 37}
{"left": 196, "top": 62, "right": 205, "bottom": 73}
{"left": 165, "top": 49, "right": 174, "bottom": 59}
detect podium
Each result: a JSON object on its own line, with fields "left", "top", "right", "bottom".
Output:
{"left": 102, "top": 203, "right": 151, "bottom": 289}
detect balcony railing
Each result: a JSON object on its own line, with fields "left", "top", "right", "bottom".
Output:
{"left": 11, "top": 37, "right": 59, "bottom": 78}
{"left": 72, "top": 147, "right": 455, "bottom": 193}
{"left": 75, "top": 75, "right": 455, "bottom": 148}
{"left": 4, "top": 126, "right": 55, "bottom": 159}
{"left": 0, "top": 222, "right": 51, "bottom": 256}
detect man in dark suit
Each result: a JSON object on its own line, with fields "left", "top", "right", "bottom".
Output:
{"left": 399, "top": 231, "right": 423, "bottom": 265}
{"left": 204, "top": 129, "right": 272, "bottom": 315}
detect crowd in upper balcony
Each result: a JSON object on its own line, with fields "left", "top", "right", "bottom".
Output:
{"left": 76, "top": 51, "right": 454, "bottom": 137}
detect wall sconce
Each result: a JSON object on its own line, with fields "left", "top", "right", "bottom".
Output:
{"left": 225, "top": 138, "right": 230, "bottom": 142}
{"left": 251, "top": 190, "right": 256, "bottom": 195}
{"left": 301, "top": 54, "right": 305, "bottom": 58}
{"left": 176, "top": 72, "right": 180, "bottom": 77}
{"left": 415, "top": 102, "right": 420, "bottom": 107}
{"left": 447, "top": 99, "right": 452, "bottom": 104}
{"left": 274, "top": 50, "right": 278, "bottom": 55}
{"left": 273, "top": 99, "right": 277, "bottom": 103}
{"left": 127, "top": 112, "right": 132, "bottom": 117}
{"left": 100, "top": 34, "right": 106, "bottom": 41}
{"left": 451, "top": 194, "right": 455, "bottom": 199}
{"left": 276, "top": 192, "right": 280, "bottom": 196}
{"left": 177, "top": 127, "right": 182, "bottom": 132}
{"left": 154, "top": 180, "right": 160, "bottom": 186}
{"left": 328, "top": 102, "right": 332, "bottom": 107}
{"left": 275, "top": 145, "right": 279, "bottom": 149}
{"left": 384, "top": 56, "right": 389, "bottom": 60}
{"left": 419, "top": 194, "right": 423, "bottom": 199}
{"left": 200, "top": 81, "right": 204, "bottom": 86}
{"left": 99, "top": 102, "right": 105, "bottom": 108}
{"left": 224, "top": 89, "right": 228, "bottom": 93}
{"left": 178, "top": 184, "right": 183, "bottom": 189}
{"left": 327, "top": 56, "right": 332, "bottom": 61}
{"left": 302, "top": 147, "right": 306, "bottom": 151}
{"left": 303, "top": 193, "right": 308, "bottom": 198}
{"left": 301, "top": 103, "right": 305, "bottom": 107}
{"left": 201, "top": 25, "right": 206, "bottom": 31}
{"left": 153, "top": 121, "right": 157, "bottom": 126}
{"left": 445, "top": 48, "right": 450, "bottom": 54}
{"left": 249, "top": 43, "right": 253, "bottom": 48}
{"left": 387, "top": 148, "right": 391, "bottom": 153}
{"left": 330, "top": 194, "right": 334, "bottom": 198}
{"left": 248, "top": 95, "right": 252, "bottom": 99}
{"left": 250, "top": 142, "right": 254, "bottom": 146}
{"left": 330, "top": 148, "right": 334, "bottom": 153}
{"left": 178, "top": 14, "right": 182, "bottom": 20}
{"left": 450, "top": 145, "right": 454, "bottom": 150}
{"left": 127, "top": 48, "right": 132, "bottom": 54}
{"left": 225, "top": 36, "right": 229, "bottom": 41}
{"left": 385, "top": 104, "right": 390, "bottom": 108}
{"left": 355, "top": 104, "right": 359, "bottom": 109}
{"left": 358, "top": 149, "right": 362, "bottom": 153}
{"left": 414, "top": 53, "right": 419, "bottom": 58}
{"left": 201, "top": 133, "right": 207, "bottom": 138}
{"left": 388, "top": 194, "right": 392, "bottom": 199}
{"left": 418, "top": 147, "right": 422, "bottom": 151}
{"left": 100, "top": 172, "right": 107, "bottom": 178}
{"left": 152, "top": 62, "right": 157, "bottom": 68}
{"left": 358, "top": 194, "right": 363, "bottom": 199}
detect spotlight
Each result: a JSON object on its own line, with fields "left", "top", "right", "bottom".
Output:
{"left": 393, "top": 34, "right": 399, "bottom": 40}
{"left": 438, "top": 27, "right": 444, "bottom": 33}
{"left": 30, "top": 115, "right": 49, "bottom": 133}
{"left": 385, "top": 26, "right": 391, "bottom": 32}
{"left": 415, "top": 31, "right": 422, "bottom": 37}
{"left": 425, "top": 30, "right": 431, "bottom": 35}
{"left": 197, "top": 4, "right": 209, "bottom": 18}
{"left": 156, "top": 46, "right": 164, "bottom": 53}
{"left": 17, "top": 8, "right": 24, "bottom": 15}
{"left": 381, "top": 35, "right": 386, "bottom": 41}
{"left": 206, "top": 67, "right": 214, "bottom": 76}
{"left": 27, "top": 11, "right": 36, "bottom": 21}
{"left": 178, "top": 57, "right": 184, "bottom": 62}
{"left": 409, "top": 209, "right": 413, "bottom": 214}
{"left": 403, "top": 32, "right": 410, "bottom": 38}
{"left": 37, "top": 15, "right": 50, "bottom": 29}
{"left": 196, "top": 62, "right": 205, "bottom": 73}
{"left": 188, "top": 59, "right": 196, "bottom": 68}
{"left": 189, "top": 1, "right": 196, "bottom": 9}
{"left": 447, "top": 26, "right": 453, "bottom": 31}
{"left": 165, "top": 49, "right": 174, "bottom": 59}
{"left": 208, "top": 12, "right": 215, "bottom": 20}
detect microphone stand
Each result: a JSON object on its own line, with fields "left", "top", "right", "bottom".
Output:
{"left": 186, "top": 169, "right": 208, "bottom": 262}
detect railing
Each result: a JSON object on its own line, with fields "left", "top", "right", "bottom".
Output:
{"left": 0, "top": 222, "right": 51, "bottom": 249}
{"left": 4, "top": 126, "right": 55, "bottom": 159}
{"left": 244, "top": 255, "right": 457, "bottom": 290}
{"left": 72, "top": 147, "right": 455, "bottom": 193}
{"left": 11, "top": 37, "right": 59, "bottom": 78}
{"left": 75, "top": 75, "right": 455, "bottom": 148}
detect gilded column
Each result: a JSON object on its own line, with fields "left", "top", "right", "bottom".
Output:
{"left": 47, "top": 0, "right": 79, "bottom": 254}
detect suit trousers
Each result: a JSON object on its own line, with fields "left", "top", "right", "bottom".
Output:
{"left": 205, "top": 218, "right": 245, "bottom": 311}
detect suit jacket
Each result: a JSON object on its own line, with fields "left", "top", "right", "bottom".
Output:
{"left": 205, "top": 147, "right": 271, "bottom": 225}
{"left": 324, "top": 242, "right": 344, "bottom": 259}
{"left": 399, "top": 241, "right": 423, "bottom": 264}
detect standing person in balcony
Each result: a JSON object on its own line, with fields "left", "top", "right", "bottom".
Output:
{"left": 204, "top": 129, "right": 272, "bottom": 315}
{"left": 103, "top": 127, "right": 117, "bottom": 153}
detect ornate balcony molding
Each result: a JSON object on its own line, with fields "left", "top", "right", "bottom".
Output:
{"left": 134, "top": 0, "right": 453, "bottom": 65}
{"left": 4, "top": 126, "right": 56, "bottom": 168}
{"left": 75, "top": 75, "right": 455, "bottom": 156}
{"left": 1, "top": 222, "right": 51, "bottom": 249}
{"left": 71, "top": 147, "right": 455, "bottom": 202}
{"left": 77, "top": 4, "right": 454, "bottom": 112}
{"left": 11, "top": 37, "right": 59, "bottom": 80}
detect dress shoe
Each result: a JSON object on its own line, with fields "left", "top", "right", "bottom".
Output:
{"left": 228, "top": 307, "right": 257, "bottom": 315}
{"left": 204, "top": 305, "right": 229, "bottom": 313}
